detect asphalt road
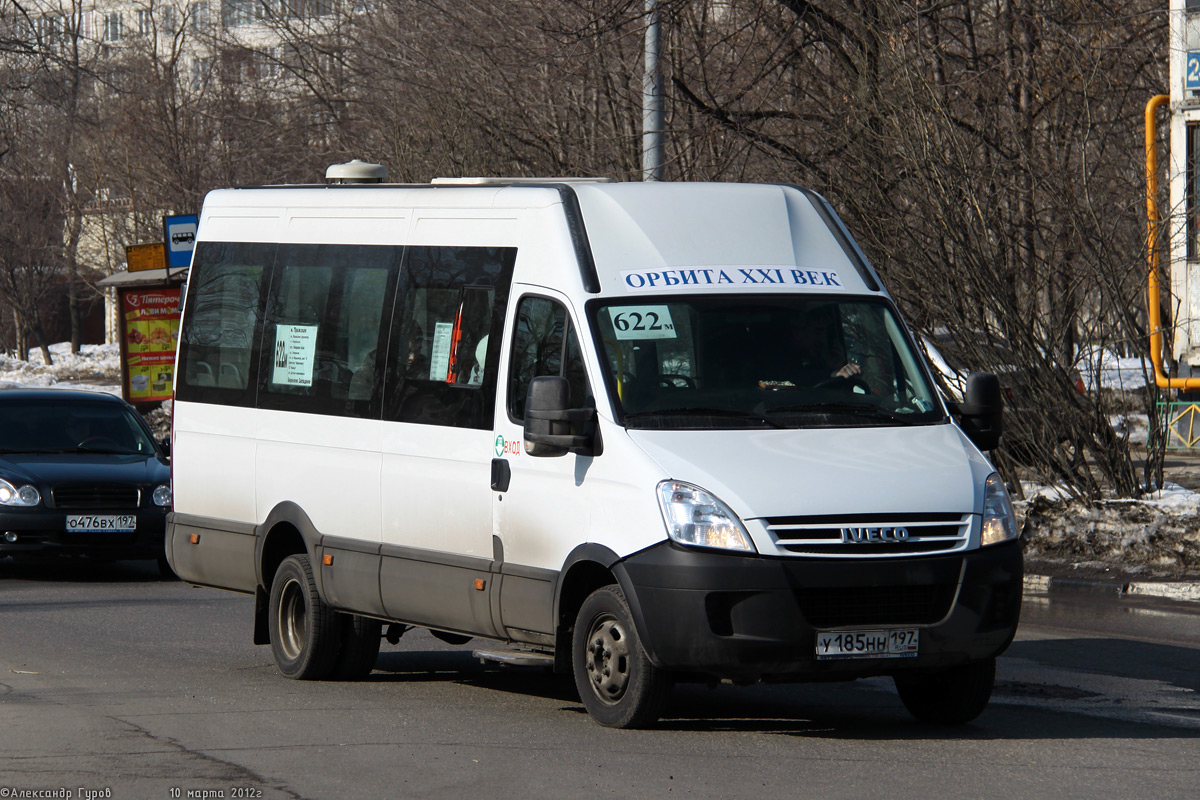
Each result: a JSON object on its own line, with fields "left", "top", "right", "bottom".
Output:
{"left": 1, "top": 559, "right": 1198, "bottom": 800}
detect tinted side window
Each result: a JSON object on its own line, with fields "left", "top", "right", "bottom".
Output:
{"left": 384, "top": 246, "right": 515, "bottom": 429}
{"left": 258, "top": 244, "right": 398, "bottom": 418}
{"left": 508, "top": 296, "right": 590, "bottom": 421}
{"left": 176, "top": 242, "right": 274, "bottom": 407}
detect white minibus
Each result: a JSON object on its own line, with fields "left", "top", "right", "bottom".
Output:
{"left": 167, "top": 170, "right": 1021, "bottom": 728}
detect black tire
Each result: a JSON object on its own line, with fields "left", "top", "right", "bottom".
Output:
{"left": 894, "top": 657, "right": 996, "bottom": 724}
{"left": 572, "top": 584, "right": 671, "bottom": 728}
{"left": 332, "top": 615, "right": 382, "bottom": 681}
{"left": 268, "top": 554, "right": 343, "bottom": 680}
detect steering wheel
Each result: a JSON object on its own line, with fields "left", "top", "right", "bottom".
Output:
{"left": 659, "top": 374, "right": 696, "bottom": 389}
{"left": 814, "top": 374, "right": 872, "bottom": 394}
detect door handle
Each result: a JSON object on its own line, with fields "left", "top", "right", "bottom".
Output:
{"left": 491, "top": 458, "right": 511, "bottom": 492}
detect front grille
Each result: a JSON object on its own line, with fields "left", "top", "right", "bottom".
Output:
{"left": 52, "top": 485, "right": 140, "bottom": 510}
{"left": 763, "top": 512, "right": 970, "bottom": 557}
{"left": 797, "top": 584, "right": 957, "bottom": 627}
{"left": 59, "top": 531, "right": 138, "bottom": 546}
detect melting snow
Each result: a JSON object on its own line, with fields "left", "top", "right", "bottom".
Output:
{"left": 0, "top": 343, "right": 122, "bottom": 395}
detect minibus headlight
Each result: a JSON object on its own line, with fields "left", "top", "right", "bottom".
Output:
{"left": 0, "top": 478, "right": 40, "bottom": 507}
{"left": 981, "top": 473, "right": 1017, "bottom": 547}
{"left": 152, "top": 484, "right": 172, "bottom": 507}
{"left": 657, "top": 481, "right": 756, "bottom": 553}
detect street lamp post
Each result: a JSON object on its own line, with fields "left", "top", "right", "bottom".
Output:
{"left": 642, "top": 0, "right": 664, "bottom": 182}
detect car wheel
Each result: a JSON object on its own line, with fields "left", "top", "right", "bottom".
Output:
{"left": 268, "top": 554, "right": 342, "bottom": 680}
{"left": 332, "top": 615, "right": 382, "bottom": 681}
{"left": 572, "top": 584, "right": 671, "bottom": 728}
{"left": 893, "top": 657, "right": 995, "bottom": 724}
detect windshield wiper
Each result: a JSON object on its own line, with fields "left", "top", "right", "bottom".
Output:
{"left": 624, "top": 407, "right": 788, "bottom": 429}
{"left": 763, "top": 402, "right": 920, "bottom": 426}
{"left": 71, "top": 445, "right": 141, "bottom": 455}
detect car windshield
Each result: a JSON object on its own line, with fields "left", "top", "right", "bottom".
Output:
{"left": 591, "top": 296, "right": 944, "bottom": 430}
{"left": 0, "top": 398, "right": 158, "bottom": 455}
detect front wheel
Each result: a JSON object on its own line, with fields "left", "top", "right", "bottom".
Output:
{"left": 268, "top": 554, "right": 343, "bottom": 680}
{"left": 572, "top": 585, "right": 671, "bottom": 728}
{"left": 893, "top": 658, "right": 996, "bottom": 724}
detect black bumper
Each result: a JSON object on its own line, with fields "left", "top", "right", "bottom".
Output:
{"left": 0, "top": 509, "right": 167, "bottom": 560}
{"left": 614, "top": 540, "right": 1023, "bottom": 681}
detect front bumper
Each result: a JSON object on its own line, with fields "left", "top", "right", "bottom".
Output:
{"left": 0, "top": 508, "right": 168, "bottom": 560}
{"left": 614, "top": 540, "right": 1023, "bottom": 681}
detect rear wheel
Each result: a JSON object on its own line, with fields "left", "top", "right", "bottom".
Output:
{"left": 894, "top": 658, "right": 996, "bottom": 724}
{"left": 572, "top": 585, "right": 671, "bottom": 728}
{"left": 332, "top": 615, "right": 382, "bottom": 680}
{"left": 268, "top": 554, "right": 342, "bottom": 679}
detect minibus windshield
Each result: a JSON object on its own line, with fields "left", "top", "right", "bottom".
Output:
{"left": 591, "top": 296, "right": 945, "bottom": 430}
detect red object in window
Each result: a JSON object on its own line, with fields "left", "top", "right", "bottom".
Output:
{"left": 445, "top": 304, "right": 464, "bottom": 383}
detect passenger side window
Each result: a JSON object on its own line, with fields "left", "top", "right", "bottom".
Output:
{"left": 508, "top": 296, "right": 591, "bottom": 421}
{"left": 384, "top": 246, "right": 515, "bottom": 429}
{"left": 258, "top": 244, "right": 397, "bottom": 417}
{"left": 176, "top": 242, "right": 273, "bottom": 406}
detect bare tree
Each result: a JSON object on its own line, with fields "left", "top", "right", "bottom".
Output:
{"left": 0, "top": 154, "right": 62, "bottom": 364}
{"left": 2, "top": 0, "right": 1171, "bottom": 496}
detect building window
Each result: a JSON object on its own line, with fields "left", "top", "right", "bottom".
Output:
{"left": 222, "top": 0, "right": 255, "bottom": 28}
{"left": 103, "top": 12, "right": 123, "bottom": 41}
{"left": 37, "top": 14, "right": 61, "bottom": 43}
{"left": 280, "top": 0, "right": 331, "bottom": 20}
{"left": 190, "top": 57, "right": 213, "bottom": 91}
{"left": 1189, "top": 124, "right": 1200, "bottom": 262}
{"left": 137, "top": 9, "right": 153, "bottom": 35}
{"left": 190, "top": 1, "right": 209, "bottom": 32}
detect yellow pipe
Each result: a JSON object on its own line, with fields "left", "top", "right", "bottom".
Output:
{"left": 1146, "top": 94, "right": 1200, "bottom": 389}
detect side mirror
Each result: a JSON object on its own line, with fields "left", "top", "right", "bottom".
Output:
{"left": 159, "top": 436, "right": 172, "bottom": 459}
{"left": 951, "top": 372, "right": 1003, "bottom": 451}
{"left": 523, "top": 376, "right": 597, "bottom": 457}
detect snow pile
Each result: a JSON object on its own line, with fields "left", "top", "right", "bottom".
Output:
{"left": 1076, "top": 349, "right": 1149, "bottom": 392}
{"left": 1017, "top": 484, "right": 1200, "bottom": 578}
{"left": 0, "top": 343, "right": 121, "bottom": 393}
{"left": 1139, "top": 482, "right": 1200, "bottom": 513}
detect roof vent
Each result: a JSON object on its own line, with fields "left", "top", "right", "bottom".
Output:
{"left": 325, "top": 159, "right": 388, "bottom": 184}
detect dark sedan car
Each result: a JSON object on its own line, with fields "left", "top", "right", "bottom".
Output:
{"left": 0, "top": 389, "right": 171, "bottom": 568}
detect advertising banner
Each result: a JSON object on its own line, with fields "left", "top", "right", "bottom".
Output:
{"left": 121, "top": 287, "right": 182, "bottom": 404}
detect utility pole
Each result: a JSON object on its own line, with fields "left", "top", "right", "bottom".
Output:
{"left": 642, "top": 0, "right": 664, "bottom": 181}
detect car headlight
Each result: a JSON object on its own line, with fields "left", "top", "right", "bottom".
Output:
{"left": 152, "top": 484, "right": 172, "bottom": 507}
{"left": 0, "top": 478, "right": 40, "bottom": 507}
{"left": 981, "top": 473, "right": 1017, "bottom": 546}
{"left": 657, "top": 480, "right": 756, "bottom": 552}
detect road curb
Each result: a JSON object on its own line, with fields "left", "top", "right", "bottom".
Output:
{"left": 1023, "top": 574, "right": 1200, "bottom": 603}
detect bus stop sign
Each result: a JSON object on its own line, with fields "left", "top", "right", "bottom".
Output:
{"left": 163, "top": 214, "right": 198, "bottom": 268}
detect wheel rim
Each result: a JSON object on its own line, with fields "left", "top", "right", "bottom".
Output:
{"left": 583, "top": 612, "right": 632, "bottom": 705}
{"left": 277, "top": 576, "right": 306, "bottom": 661}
